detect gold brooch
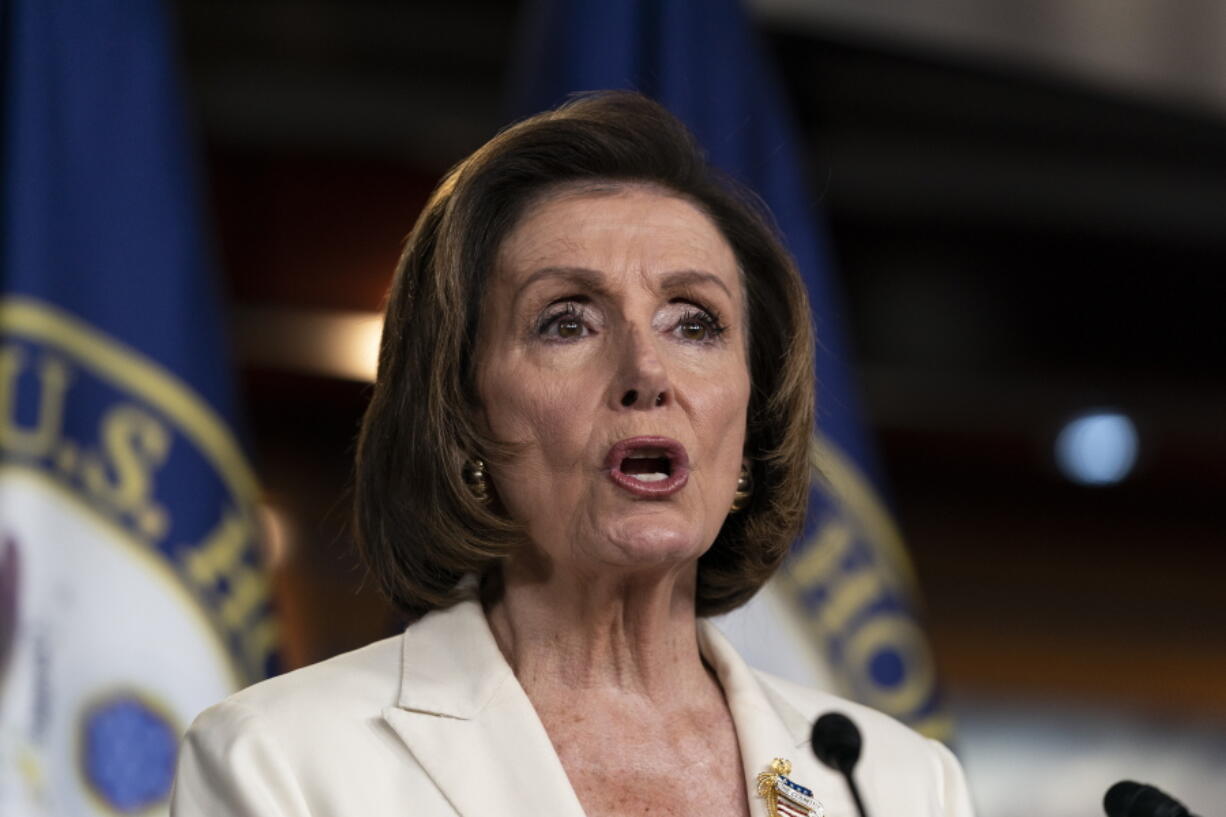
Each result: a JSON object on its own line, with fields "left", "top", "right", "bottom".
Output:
{"left": 757, "top": 758, "right": 824, "bottom": 817}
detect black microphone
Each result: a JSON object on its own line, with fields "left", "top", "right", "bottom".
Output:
{"left": 811, "top": 712, "right": 870, "bottom": 817}
{"left": 1104, "top": 780, "right": 1200, "bottom": 817}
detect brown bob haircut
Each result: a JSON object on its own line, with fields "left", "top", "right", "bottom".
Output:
{"left": 354, "top": 90, "right": 815, "bottom": 619}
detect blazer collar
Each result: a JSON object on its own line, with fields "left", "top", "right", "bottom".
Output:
{"left": 393, "top": 595, "right": 511, "bottom": 720}
{"left": 382, "top": 599, "right": 588, "bottom": 816}
{"left": 382, "top": 599, "right": 846, "bottom": 817}
{"left": 698, "top": 619, "right": 853, "bottom": 817}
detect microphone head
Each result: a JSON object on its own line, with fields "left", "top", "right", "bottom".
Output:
{"left": 1104, "top": 780, "right": 1190, "bottom": 817}
{"left": 811, "top": 712, "right": 862, "bottom": 775}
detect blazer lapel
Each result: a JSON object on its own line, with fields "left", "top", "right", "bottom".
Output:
{"left": 381, "top": 600, "right": 587, "bottom": 817}
{"left": 699, "top": 621, "right": 854, "bottom": 817}
{"left": 381, "top": 600, "right": 853, "bottom": 817}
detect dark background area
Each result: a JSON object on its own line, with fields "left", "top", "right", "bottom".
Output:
{"left": 174, "top": 0, "right": 1226, "bottom": 721}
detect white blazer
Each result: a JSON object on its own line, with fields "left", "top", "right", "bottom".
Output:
{"left": 171, "top": 598, "right": 975, "bottom": 817}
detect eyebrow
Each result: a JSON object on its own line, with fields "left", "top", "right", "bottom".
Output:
{"left": 516, "top": 266, "right": 733, "bottom": 302}
{"left": 657, "top": 269, "right": 733, "bottom": 299}
{"left": 519, "top": 266, "right": 611, "bottom": 298}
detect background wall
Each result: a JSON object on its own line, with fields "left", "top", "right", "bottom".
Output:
{"left": 173, "top": 2, "right": 1226, "bottom": 814}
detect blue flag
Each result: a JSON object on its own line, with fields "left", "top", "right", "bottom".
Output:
{"left": 512, "top": 0, "right": 948, "bottom": 738}
{"left": 1, "top": 0, "right": 276, "bottom": 811}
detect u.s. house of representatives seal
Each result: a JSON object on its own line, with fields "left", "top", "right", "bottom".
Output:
{"left": 0, "top": 297, "right": 275, "bottom": 816}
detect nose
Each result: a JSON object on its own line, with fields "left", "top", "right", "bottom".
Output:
{"left": 610, "top": 325, "right": 671, "bottom": 411}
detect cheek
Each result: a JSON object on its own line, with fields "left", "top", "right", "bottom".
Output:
{"left": 693, "top": 366, "right": 751, "bottom": 436}
{"left": 677, "top": 366, "right": 750, "bottom": 501}
{"left": 480, "top": 362, "right": 598, "bottom": 466}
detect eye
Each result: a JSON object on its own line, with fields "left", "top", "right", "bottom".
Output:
{"left": 679, "top": 319, "right": 709, "bottom": 341}
{"left": 672, "top": 306, "right": 726, "bottom": 343}
{"left": 556, "top": 317, "right": 583, "bottom": 338}
{"left": 537, "top": 302, "right": 592, "bottom": 341}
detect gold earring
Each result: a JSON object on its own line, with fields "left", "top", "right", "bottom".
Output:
{"left": 731, "top": 461, "right": 752, "bottom": 512}
{"left": 462, "top": 458, "right": 490, "bottom": 503}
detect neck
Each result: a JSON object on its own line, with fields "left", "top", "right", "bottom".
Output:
{"left": 484, "top": 559, "right": 713, "bottom": 703}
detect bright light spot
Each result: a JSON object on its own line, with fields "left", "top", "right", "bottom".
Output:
{"left": 1055, "top": 411, "right": 1138, "bottom": 485}
{"left": 339, "top": 314, "right": 383, "bottom": 382}
{"left": 237, "top": 307, "right": 384, "bottom": 382}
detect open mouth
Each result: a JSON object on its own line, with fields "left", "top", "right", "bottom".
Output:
{"left": 605, "top": 436, "right": 690, "bottom": 497}
{"left": 620, "top": 451, "right": 673, "bottom": 483}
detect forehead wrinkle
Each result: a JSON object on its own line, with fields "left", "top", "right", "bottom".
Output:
{"left": 495, "top": 187, "right": 746, "bottom": 322}
{"left": 497, "top": 229, "right": 581, "bottom": 282}
{"left": 509, "top": 266, "right": 614, "bottom": 314}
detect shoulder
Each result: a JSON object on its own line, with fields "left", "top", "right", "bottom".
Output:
{"left": 754, "top": 669, "right": 933, "bottom": 752}
{"left": 219, "top": 631, "right": 404, "bottom": 724}
{"left": 173, "top": 633, "right": 418, "bottom": 816}
{"left": 181, "top": 632, "right": 406, "bottom": 772}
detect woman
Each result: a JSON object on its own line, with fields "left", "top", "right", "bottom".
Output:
{"left": 172, "top": 91, "right": 974, "bottom": 817}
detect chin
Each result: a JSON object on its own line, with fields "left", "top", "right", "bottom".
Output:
{"left": 597, "top": 512, "right": 711, "bottom": 569}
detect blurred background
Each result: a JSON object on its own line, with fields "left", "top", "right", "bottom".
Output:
{"left": 185, "top": 0, "right": 1226, "bottom": 813}
{"left": 185, "top": 0, "right": 1226, "bottom": 812}
{"left": 32, "top": 0, "right": 1226, "bottom": 814}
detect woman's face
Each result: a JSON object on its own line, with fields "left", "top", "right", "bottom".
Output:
{"left": 475, "top": 185, "right": 751, "bottom": 578}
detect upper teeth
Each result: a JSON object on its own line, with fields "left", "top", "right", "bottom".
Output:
{"left": 630, "top": 472, "right": 668, "bottom": 482}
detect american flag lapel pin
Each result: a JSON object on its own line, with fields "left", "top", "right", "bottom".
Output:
{"left": 756, "top": 758, "right": 824, "bottom": 817}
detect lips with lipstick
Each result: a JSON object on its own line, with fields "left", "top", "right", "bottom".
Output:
{"left": 605, "top": 436, "right": 690, "bottom": 497}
